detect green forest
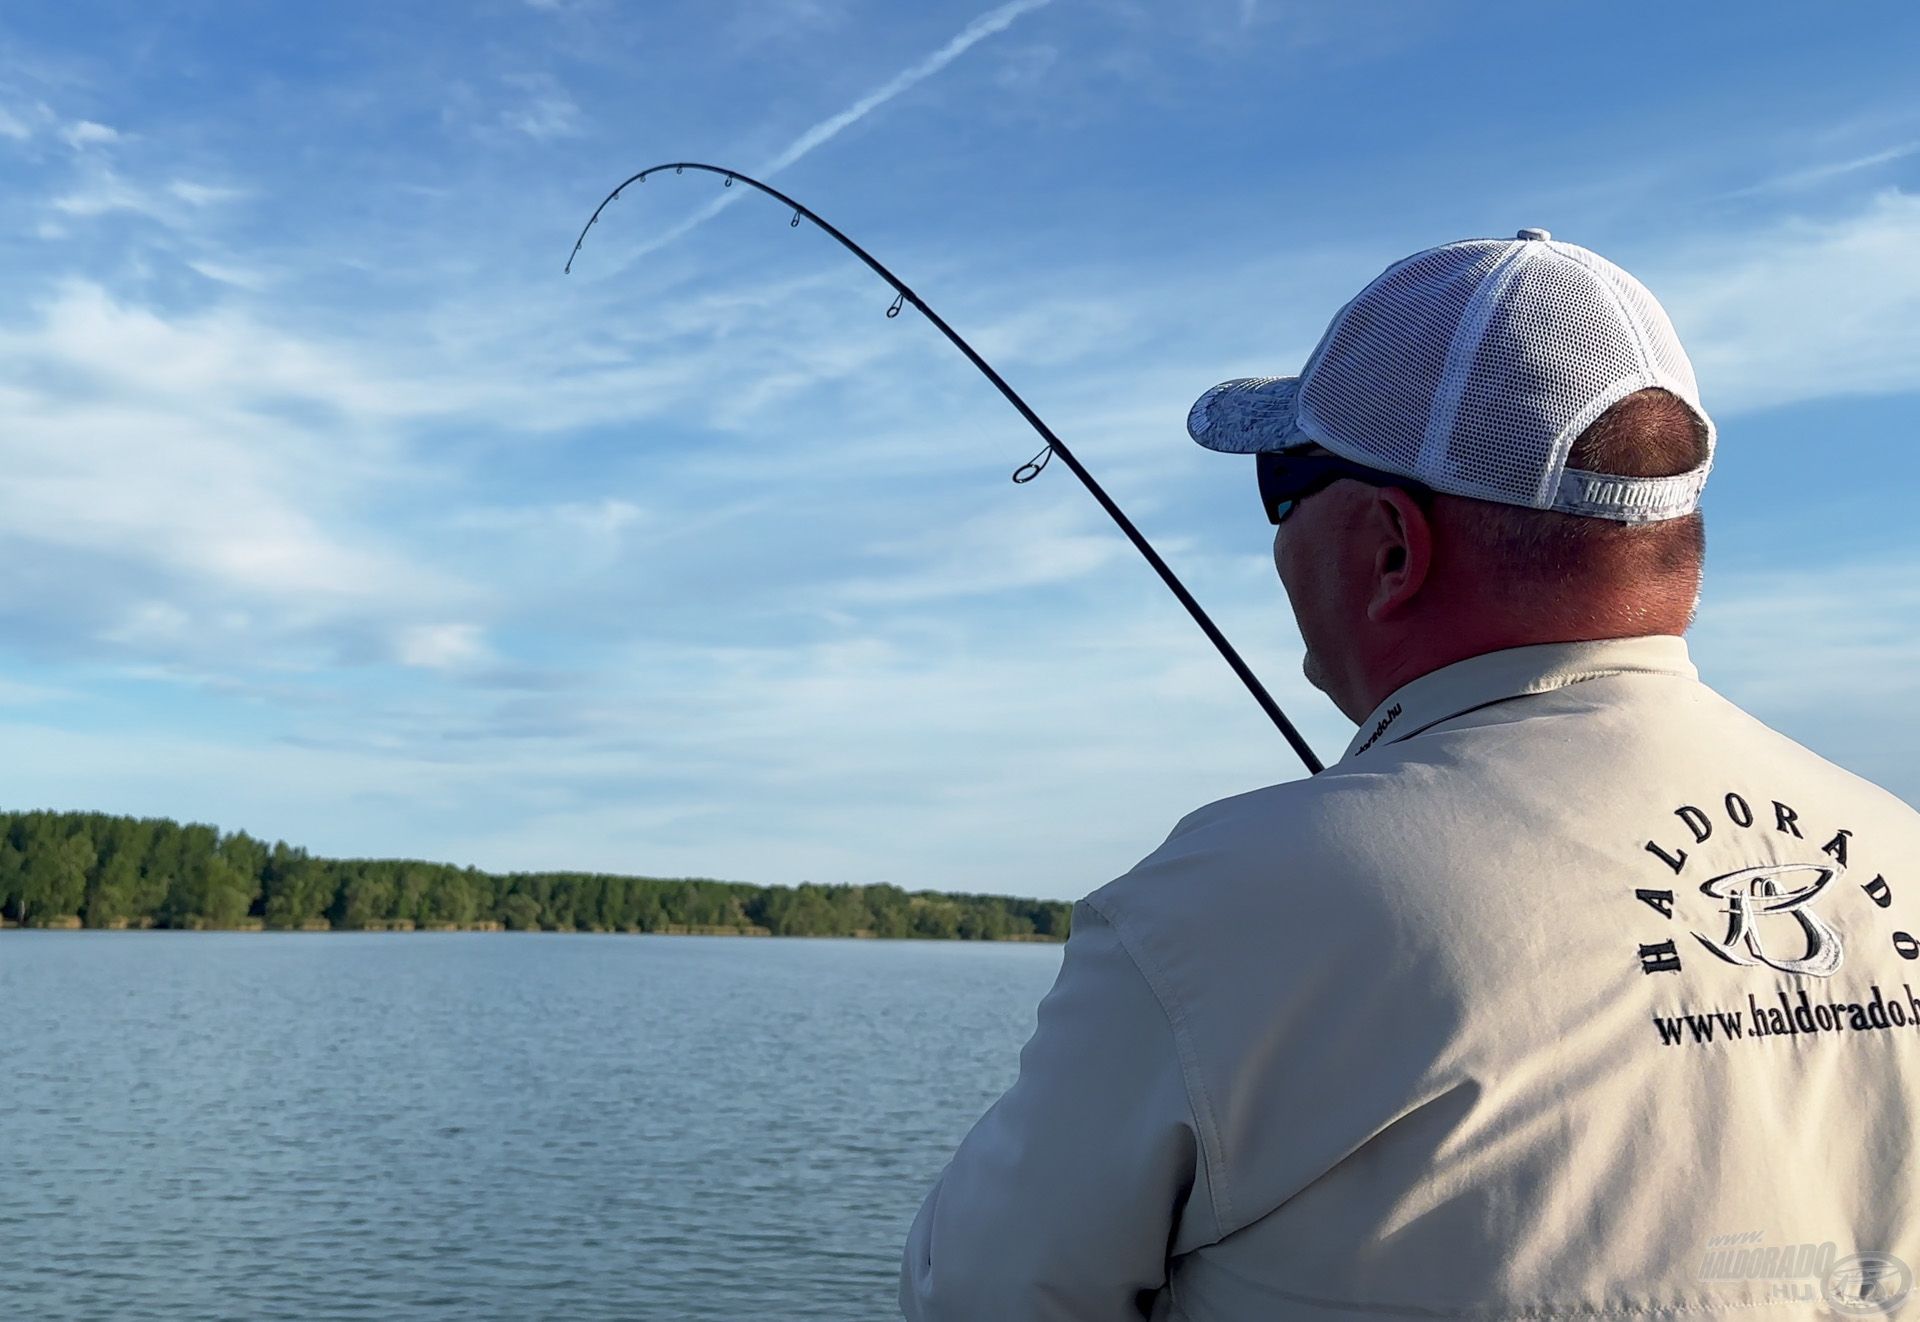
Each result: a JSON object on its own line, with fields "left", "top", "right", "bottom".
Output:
{"left": 0, "top": 809, "right": 1072, "bottom": 941}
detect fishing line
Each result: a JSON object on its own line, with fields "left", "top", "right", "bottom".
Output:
{"left": 567, "top": 162, "right": 1323, "bottom": 776}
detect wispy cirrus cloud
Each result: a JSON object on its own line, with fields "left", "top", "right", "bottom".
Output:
{"left": 49, "top": 165, "right": 246, "bottom": 228}
{"left": 1727, "top": 141, "right": 1920, "bottom": 198}
{"left": 167, "top": 179, "right": 245, "bottom": 206}
{"left": 397, "top": 623, "right": 493, "bottom": 671}
{"left": 58, "top": 117, "right": 117, "bottom": 148}
{"left": 1693, "top": 559, "right": 1920, "bottom": 808}
{"left": 1648, "top": 188, "right": 1920, "bottom": 414}
{"left": 499, "top": 73, "right": 582, "bottom": 139}
{"left": 185, "top": 257, "right": 277, "bottom": 291}
{"left": 837, "top": 498, "right": 1131, "bottom": 605}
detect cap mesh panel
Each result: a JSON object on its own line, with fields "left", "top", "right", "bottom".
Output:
{"left": 1603, "top": 255, "right": 1713, "bottom": 453}
{"left": 1444, "top": 253, "right": 1655, "bottom": 503}
{"left": 1297, "top": 243, "right": 1507, "bottom": 480}
{"left": 1292, "top": 235, "right": 1712, "bottom": 512}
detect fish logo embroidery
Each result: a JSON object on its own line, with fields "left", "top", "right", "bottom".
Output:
{"left": 1693, "top": 863, "right": 1845, "bottom": 979}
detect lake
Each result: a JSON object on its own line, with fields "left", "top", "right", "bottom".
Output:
{"left": 0, "top": 931, "right": 1064, "bottom": 1320}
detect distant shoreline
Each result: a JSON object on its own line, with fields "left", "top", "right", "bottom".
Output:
{"left": 1, "top": 809, "right": 1075, "bottom": 942}
{"left": 0, "top": 917, "right": 1066, "bottom": 942}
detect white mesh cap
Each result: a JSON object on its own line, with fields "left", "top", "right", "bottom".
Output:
{"left": 1188, "top": 229, "right": 1715, "bottom": 523}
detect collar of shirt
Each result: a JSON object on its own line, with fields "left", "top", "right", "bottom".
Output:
{"left": 1339, "top": 635, "right": 1699, "bottom": 764}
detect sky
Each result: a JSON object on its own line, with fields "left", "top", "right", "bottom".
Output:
{"left": 0, "top": 1, "right": 1917, "bottom": 901}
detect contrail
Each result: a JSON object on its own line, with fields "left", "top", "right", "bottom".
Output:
{"left": 762, "top": 0, "right": 1049, "bottom": 173}
{"left": 1727, "top": 142, "right": 1920, "bottom": 198}
{"left": 613, "top": 0, "right": 1051, "bottom": 263}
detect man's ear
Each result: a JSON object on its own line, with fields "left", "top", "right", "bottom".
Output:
{"left": 1366, "top": 488, "right": 1433, "bottom": 622}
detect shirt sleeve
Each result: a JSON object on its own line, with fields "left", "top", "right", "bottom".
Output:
{"left": 899, "top": 901, "right": 1219, "bottom": 1321}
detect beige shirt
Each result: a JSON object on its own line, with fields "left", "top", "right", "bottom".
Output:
{"left": 902, "top": 637, "right": 1920, "bottom": 1320}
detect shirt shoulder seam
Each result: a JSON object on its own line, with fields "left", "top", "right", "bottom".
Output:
{"left": 1083, "top": 894, "right": 1236, "bottom": 1237}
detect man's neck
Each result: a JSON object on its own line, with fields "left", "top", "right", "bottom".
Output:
{"left": 1347, "top": 623, "right": 1688, "bottom": 723}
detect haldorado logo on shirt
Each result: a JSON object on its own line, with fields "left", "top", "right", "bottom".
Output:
{"left": 1631, "top": 790, "right": 1919, "bottom": 980}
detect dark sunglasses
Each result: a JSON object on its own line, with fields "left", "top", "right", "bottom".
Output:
{"left": 1257, "top": 449, "right": 1431, "bottom": 525}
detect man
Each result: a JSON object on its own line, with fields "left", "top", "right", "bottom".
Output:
{"left": 901, "top": 230, "right": 1920, "bottom": 1320}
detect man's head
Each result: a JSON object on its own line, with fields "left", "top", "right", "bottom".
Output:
{"left": 1190, "top": 230, "right": 1715, "bottom": 722}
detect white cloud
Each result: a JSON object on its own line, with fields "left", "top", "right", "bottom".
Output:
{"left": 186, "top": 257, "right": 275, "bottom": 291}
{"left": 60, "top": 119, "right": 119, "bottom": 148}
{"left": 994, "top": 43, "right": 1059, "bottom": 90}
{"left": 453, "top": 498, "right": 644, "bottom": 537}
{"left": 0, "top": 106, "right": 33, "bottom": 140}
{"left": 0, "top": 718, "right": 524, "bottom": 866}
{"left": 49, "top": 170, "right": 245, "bottom": 225}
{"left": 7, "top": 395, "right": 452, "bottom": 610}
{"left": 10, "top": 280, "right": 420, "bottom": 418}
{"left": 500, "top": 75, "right": 582, "bottom": 139}
{"left": 838, "top": 496, "right": 1130, "bottom": 604}
{"left": 168, "top": 179, "right": 245, "bottom": 206}
{"left": 0, "top": 599, "right": 1692, "bottom": 895}
{"left": 970, "top": 293, "right": 1143, "bottom": 369}
{"left": 397, "top": 623, "right": 492, "bottom": 670}
{"left": 0, "top": 282, "right": 476, "bottom": 681}
{"left": 1695, "top": 562, "right": 1920, "bottom": 710}
{"left": 720, "top": 0, "right": 850, "bottom": 48}
{"left": 1651, "top": 189, "right": 1920, "bottom": 414}
{"left": 504, "top": 97, "right": 579, "bottom": 138}
{"left": 1692, "top": 559, "right": 1920, "bottom": 808}
{"left": 102, "top": 602, "right": 194, "bottom": 649}
{"left": 50, "top": 169, "right": 153, "bottom": 217}
{"left": 45, "top": 168, "right": 241, "bottom": 231}
{"left": 0, "top": 676, "right": 75, "bottom": 705}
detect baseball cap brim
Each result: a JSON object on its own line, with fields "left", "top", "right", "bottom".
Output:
{"left": 1187, "top": 377, "right": 1312, "bottom": 454}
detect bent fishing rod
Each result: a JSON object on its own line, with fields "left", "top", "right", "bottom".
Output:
{"left": 567, "top": 162, "right": 1324, "bottom": 776}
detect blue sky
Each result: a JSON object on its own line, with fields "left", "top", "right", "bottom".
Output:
{"left": 1, "top": 1, "right": 1917, "bottom": 900}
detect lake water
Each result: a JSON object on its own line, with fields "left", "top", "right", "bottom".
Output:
{"left": 1, "top": 931, "right": 1064, "bottom": 1320}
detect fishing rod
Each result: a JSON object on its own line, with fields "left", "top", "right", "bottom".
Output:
{"left": 567, "top": 162, "right": 1324, "bottom": 776}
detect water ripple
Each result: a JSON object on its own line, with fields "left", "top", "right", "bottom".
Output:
{"left": 0, "top": 931, "right": 1060, "bottom": 1320}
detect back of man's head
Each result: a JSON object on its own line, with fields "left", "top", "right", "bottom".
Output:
{"left": 1188, "top": 230, "right": 1717, "bottom": 718}
{"left": 1442, "top": 387, "right": 1710, "bottom": 635}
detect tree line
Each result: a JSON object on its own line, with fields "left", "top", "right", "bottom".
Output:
{"left": 0, "top": 809, "right": 1072, "bottom": 941}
